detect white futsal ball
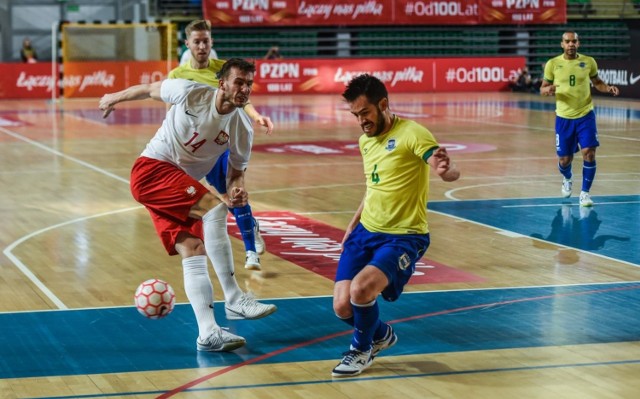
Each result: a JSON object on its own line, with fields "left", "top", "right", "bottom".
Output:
{"left": 134, "top": 279, "right": 175, "bottom": 319}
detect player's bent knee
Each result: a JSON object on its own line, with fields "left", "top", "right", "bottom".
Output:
{"left": 175, "top": 234, "right": 206, "bottom": 258}
{"left": 349, "top": 282, "right": 378, "bottom": 304}
{"left": 333, "top": 302, "right": 352, "bottom": 319}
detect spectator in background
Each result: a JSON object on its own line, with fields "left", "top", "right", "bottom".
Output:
{"left": 264, "top": 46, "right": 283, "bottom": 60}
{"left": 530, "top": 63, "right": 546, "bottom": 93}
{"left": 20, "top": 38, "right": 37, "bottom": 63}
{"left": 508, "top": 66, "right": 532, "bottom": 92}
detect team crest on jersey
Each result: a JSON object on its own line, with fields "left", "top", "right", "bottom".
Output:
{"left": 398, "top": 253, "right": 411, "bottom": 270}
{"left": 579, "top": 62, "right": 586, "bottom": 68}
{"left": 186, "top": 186, "right": 197, "bottom": 197}
{"left": 385, "top": 139, "right": 396, "bottom": 151}
{"left": 215, "top": 131, "right": 229, "bottom": 145}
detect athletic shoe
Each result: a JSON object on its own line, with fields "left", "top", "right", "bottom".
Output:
{"left": 254, "top": 218, "right": 266, "bottom": 255}
{"left": 225, "top": 292, "right": 277, "bottom": 320}
{"left": 579, "top": 191, "right": 594, "bottom": 207}
{"left": 245, "top": 251, "right": 261, "bottom": 271}
{"left": 561, "top": 178, "right": 572, "bottom": 198}
{"left": 196, "top": 327, "right": 246, "bottom": 352}
{"left": 371, "top": 324, "right": 398, "bottom": 358}
{"left": 331, "top": 346, "right": 373, "bottom": 377}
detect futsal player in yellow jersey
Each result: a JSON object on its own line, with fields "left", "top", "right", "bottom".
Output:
{"left": 331, "top": 74, "right": 460, "bottom": 377}
{"left": 540, "top": 30, "right": 619, "bottom": 207}
{"left": 169, "top": 20, "right": 272, "bottom": 271}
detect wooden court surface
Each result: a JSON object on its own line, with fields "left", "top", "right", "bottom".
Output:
{"left": 0, "top": 91, "right": 639, "bottom": 398}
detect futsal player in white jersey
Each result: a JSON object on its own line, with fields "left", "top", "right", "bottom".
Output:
{"left": 99, "top": 58, "right": 276, "bottom": 352}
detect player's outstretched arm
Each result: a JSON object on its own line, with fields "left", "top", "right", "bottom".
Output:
{"left": 429, "top": 147, "right": 460, "bottom": 182}
{"left": 99, "top": 81, "right": 164, "bottom": 118}
{"left": 244, "top": 103, "right": 274, "bottom": 135}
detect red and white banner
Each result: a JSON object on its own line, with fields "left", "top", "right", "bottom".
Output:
{"left": 254, "top": 57, "right": 526, "bottom": 94}
{"left": 0, "top": 63, "right": 56, "bottom": 99}
{"left": 0, "top": 61, "right": 177, "bottom": 99}
{"left": 61, "top": 61, "right": 176, "bottom": 98}
{"left": 0, "top": 57, "right": 524, "bottom": 98}
{"left": 204, "top": 0, "right": 566, "bottom": 26}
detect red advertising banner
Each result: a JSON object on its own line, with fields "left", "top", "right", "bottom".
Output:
{"left": 432, "top": 57, "right": 526, "bottom": 92}
{"left": 0, "top": 63, "right": 56, "bottom": 99}
{"left": 0, "top": 57, "right": 524, "bottom": 98}
{"left": 478, "top": 0, "right": 566, "bottom": 24}
{"left": 0, "top": 61, "right": 176, "bottom": 99}
{"left": 62, "top": 61, "right": 176, "bottom": 98}
{"left": 204, "top": 0, "right": 565, "bottom": 26}
{"left": 253, "top": 57, "right": 525, "bottom": 94}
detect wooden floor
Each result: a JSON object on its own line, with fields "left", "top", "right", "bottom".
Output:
{"left": 0, "top": 92, "right": 639, "bottom": 399}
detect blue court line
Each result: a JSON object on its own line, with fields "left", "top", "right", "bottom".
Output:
{"left": 429, "top": 195, "right": 639, "bottom": 265}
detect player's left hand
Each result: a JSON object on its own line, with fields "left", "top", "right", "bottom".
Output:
{"left": 432, "top": 147, "right": 460, "bottom": 181}
{"left": 228, "top": 186, "right": 248, "bottom": 207}
{"left": 432, "top": 147, "right": 451, "bottom": 175}
{"left": 608, "top": 86, "right": 620, "bottom": 96}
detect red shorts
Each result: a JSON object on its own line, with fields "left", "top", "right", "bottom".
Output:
{"left": 130, "top": 156, "right": 209, "bottom": 255}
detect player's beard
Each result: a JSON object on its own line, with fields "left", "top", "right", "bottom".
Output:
{"left": 222, "top": 90, "right": 248, "bottom": 109}
{"left": 366, "top": 106, "right": 386, "bottom": 137}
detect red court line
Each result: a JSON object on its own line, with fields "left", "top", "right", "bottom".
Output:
{"left": 157, "top": 284, "right": 640, "bottom": 398}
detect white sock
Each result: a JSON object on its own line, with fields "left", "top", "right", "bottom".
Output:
{"left": 182, "top": 255, "right": 217, "bottom": 338}
{"left": 202, "top": 203, "right": 243, "bottom": 304}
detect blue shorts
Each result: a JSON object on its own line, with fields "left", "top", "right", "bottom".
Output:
{"left": 555, "top": 111, "right": 599, "bottom": 157}
{"left": 335, "top": 223, "right": 430, "bottom": 302}
{"left": 205, "top": 150, "right": 229, "bottom": 195}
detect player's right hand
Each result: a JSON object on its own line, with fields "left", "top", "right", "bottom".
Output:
{"left": 543, "top": 85, "right": 557, "bottom": 96}
{"left": 99, "top": 95, "right": 116, "bottom": 118}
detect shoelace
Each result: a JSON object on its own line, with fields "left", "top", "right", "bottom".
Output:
{"left": 340, "top": 350, "right": 364, "bottom": 364}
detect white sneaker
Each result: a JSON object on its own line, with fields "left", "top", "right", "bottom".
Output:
{"left": 579, "top": 191, "right": 594, "bottom": 207}
{"left": 331, "top": 346, "right": 373, "bottom": 377}
{"left": 561, "top": 178, "right": 572, "bottom": 198}
{"left": 196, "top": 327, "right": 246, "bottom": 352}
{"left": 245, "top": 251, "right": 261, "bottom": 271}
{"left": 225, "top": 292, "right": 277, "bottom": 320}
{"left": 254, "top": 218, "right": 266, "bottom": 255}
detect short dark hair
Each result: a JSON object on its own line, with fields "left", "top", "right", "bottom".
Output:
{"left": 218, "top": 58, "right": 256, "bottom": 79}
{"left": 185, "top": 20, "right": 211, "bottom": 36}
{"left": 342, "top": 74, "right": 388, "bottom": 104}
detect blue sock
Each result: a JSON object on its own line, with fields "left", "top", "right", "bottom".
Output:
{"left": 373, "top": 322, "right": 390, "bottom": 341}
{"left": 351, "top": 299, "right": 381, "bottom": 352}
{"left": 337, "top": 311, "right": 387, "bottom": 341}
{"left": 558, "top": 162, "right": 572, "bottom": 180}
{"left": 582, "top": 160, "right": 596, "bottom": 192}
{"left": 233, "top": 204, "right": 256, "bottom": 252}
